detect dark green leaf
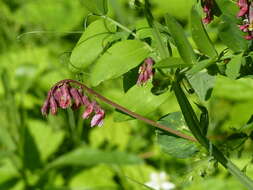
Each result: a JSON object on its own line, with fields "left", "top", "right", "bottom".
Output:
{"left": 47, "top": 147, "right": 143, "bottom": 169}
{"left": 188, "top": 71, "right": 215, "bottom": 101}
{"left": 191, "top": 6, "right": 217, "bottom": 58}
{"left": 225, "top": 54, "right": 242, "bottom": 80}
{"left": 0, "top": 177, "right": 20, "bottom": 190}
{"left": 123, "top": 66, "right": 139, "bottom": 93}
{"left": 195, "top": 103, "right": 209, "bottom": 136}
{"left": 153, "top": 57, "right": 191, "bottom": 69}
{"left": 157, "top": 112, "right": 198, "bottom": 158}
{"left": 23, "top": 126, "right": 42, "bottom": 171}
{"left": 165, "top": 14, "right": 196, "bottom": 64}
{"left": 218, "top": 15, "right": 248, "bottom": 52}
{"left": 90, "top": 40, "right": 150, "bottom": 86}
{"left": 214, "top": 0, "right": 238, "bottom": 16}
{"left": 84, "top": 0, "right": 108, "bottom": 15}
{"left": 70, "top": 19, "right": 117, "bottom": 70}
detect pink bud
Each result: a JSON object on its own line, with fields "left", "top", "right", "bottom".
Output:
{"left": 70, "top": 88, "right": 82, "bottom": 108}
{"left": 41, "top": 91, "right": 51, "bottom": 116}
{"left": 82, "top": 101, "right": 95, "bottom": 119}
{"left": 49, "top": 96, "right": 58, "bottom": 115}
{"left": 137, "top": 58, "right": 154, "bottom": 86}
{"left": 91, "top": 107, "right": 105, "bottom": 127}
{"left": 59, "top": 83, "right": 71, "bottom": 109}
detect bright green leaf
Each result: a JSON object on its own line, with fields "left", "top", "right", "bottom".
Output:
{"left": 84, "top": 0, "right": 108, "bottom": 15}
{"left": 113, "top": 82, "right": 169, "bottom": 121}
{"left": 47, "top": 147, "right": 143, "bottom": 169}
{"left": 90, "top": 40, "right": 150, "bottom": 86}
{"left": 70, "top": 19, "right": 117, "bottom": 70}
{"left": 225, "top": 54, "right": 242, "bottom": 80}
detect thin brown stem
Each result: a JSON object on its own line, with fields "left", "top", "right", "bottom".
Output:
{"left": 52, "top": 79, "right": 197, "bottom": 142}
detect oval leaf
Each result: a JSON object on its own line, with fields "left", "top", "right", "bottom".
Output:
{"left": 157, "top": 112, "right": 198, "bottom": 158}
{"left": 70, "top": 19, "right": 116, "bottom": 70}
{"left": 90, "top": 40, "right": 150, "bottom": 86}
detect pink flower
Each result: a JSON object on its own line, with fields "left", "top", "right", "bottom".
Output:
{"left": 237, "top": 0, "right": 249, "bottom": 17}
{"left": 137, "top": 58, "right": 154, "bottom": 86}
{"left": 201, "top": 0, "right": 214, "bottom": 24}
{"left": 49, "top": 96, "right": 58, "bottom": 115}
{"left": 70, "top": 87, "right": 82, "bottom": 108}
{"left": 59, "top": 83, "right": 71, "bottom": 109}
{"left": 41, "top": 91, "right": 51, "bottom": 116}
{"left": 41, "top": 80, "right": 106, "bottom": 127}
{"left": 91, "top": 107, "right": 105, "bottom": 127}
{"left": 82, "top": 101, "right": 95, "bottom": 119}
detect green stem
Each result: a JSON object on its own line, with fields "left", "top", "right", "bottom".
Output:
{"left": 173, "top": 80, "right": 253, "bottom": 190}
{"left": 101, "top": 15, "right": 137, "bottom": 38}
{"left": 143, "top": 0, "right": 171, "bottom": 59}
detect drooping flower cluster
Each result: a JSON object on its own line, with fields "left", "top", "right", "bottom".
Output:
{"left": 201, "top": 0, "right": 214, "bottom": 24}
{"left": 137, "top": 57, "right": 154, "bottom": 85}
{"left": 41, "top": 81, "right": 105, "bottom": 127}
{"left": 237, "top": 0, "right": 253, "bottom": 40}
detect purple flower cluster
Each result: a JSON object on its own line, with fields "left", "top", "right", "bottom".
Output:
{"left": 237, "top": 0, "right": 253, "bottom": 40}
{"left": 41, "top": 81, "right": 105, "bottom": 127}
{"left": 137, "top": 58, "right": 154, "bottom": 86}
{"left": 201, "top": 0, "right": 214, "bottom": 24}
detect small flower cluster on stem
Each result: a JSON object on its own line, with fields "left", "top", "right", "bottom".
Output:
{"left": 237, "top": 0, "right": 253, "bottom": 40}
{"left": 201, "top": 0, "right": 214, "bottom": 24}
{"left": 137, "top": 57, "right": 154, "bottom": 85}
{"left": 41, "top": 80, "right": 105, "bottom": 127}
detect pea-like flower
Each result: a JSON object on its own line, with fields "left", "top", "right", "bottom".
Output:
{"left": 41, "top": 81, "right": 105, "bottom": 127}
{"left": 237, "top": 0, "right": 253, "bottom": 40}
{"left": 201, "top": 0, "right": 214, "bottom": 24}
{"left": 137, "top": 57, "right": 154, "bottom": 86}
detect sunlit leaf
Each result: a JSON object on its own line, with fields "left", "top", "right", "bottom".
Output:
{"left": 90, "top": 40, "right": 150, "bottom": 86}
{"left": 70, "top": 19, "right": 117, "bottom": 70}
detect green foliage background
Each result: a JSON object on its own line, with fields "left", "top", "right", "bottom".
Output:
{"left": 0, "top": 0, "right": 253, "bottom": 189}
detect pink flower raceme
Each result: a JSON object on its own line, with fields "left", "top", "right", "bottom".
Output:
{"left": 41, "top": 81, "right": 105, "bottom": 127}
{"left": 237, "top": 0, "right": 253, "bottom": 40}
{"left": 201, "top": 0, "right": 214, "bottom": 24}
{"left": 137, "top": 58, "right": 154, "bottom": 85}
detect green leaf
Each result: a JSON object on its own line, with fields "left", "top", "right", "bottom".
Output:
{"left": 225, "top": 54, "right": 242, "bottom": 80}
{"left": 190, "top": 6, "right": 217, "bottom": 58}
{"left": 70, "top": 19, "right": 117, "bottom": 70}
{"left": 84, "top": 0, "right": 108, "bottom": 15}
{"left": 195, "top": 104, "right": 209, "bottom": 136}
{"left": 218, "top": 15, "right": 248, "bottom": 52}
{"left": 214, "top": 0, "right": 238, "bottom": 16}
{"left": 165, "top": 14, "right": 196, "bottom": 64}
{"left": 113, "top": 82, "right": 169, "bottom": 121}
{"left": 188, "top": 71, "right": 216, "bottom": 101}
{"left": 153, "top": 57, "right": 191, "bottom": 69}
{"left": 47, "top": 147, "right": 143, "bottom": 169}
{"left": 90, "top": 40, "right": 150, "bottom": 86}
{"left": 23, "top": 126, "right": 42, "bottom": 171}
{"left": 157, "top": 112, "right": 198, "bottom": 158}
{"left": 123, "top": 66, "right": 139, "bottom": 93}
{"left": 186, "top": 59, "right": 214, "bottom": 76}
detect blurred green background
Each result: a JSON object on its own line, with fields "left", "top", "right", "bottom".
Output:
{"left": 0, "top": 0, "right": 253, "bottom": 189}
